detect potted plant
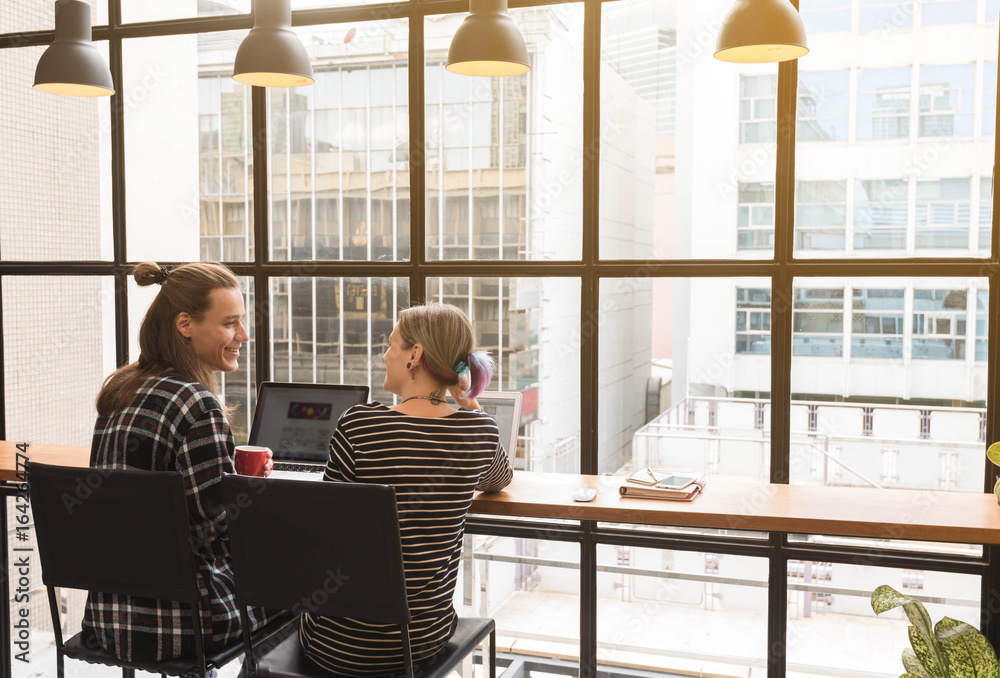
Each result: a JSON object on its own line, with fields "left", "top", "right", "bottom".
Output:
{"left": 986, "top": 443, "right": 1000, "bottom": 503}
{"left": 871, "top": 584, "right": 998, "bottom": 677}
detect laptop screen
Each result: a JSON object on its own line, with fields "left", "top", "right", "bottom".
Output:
{"left": 476, "top": 392, "right": 522, "bottom": 464}
{"left": 248, "top": 383, "right": 369, "bottom": 462}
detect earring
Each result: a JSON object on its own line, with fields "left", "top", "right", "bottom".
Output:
{"left": 406, "top": 362, "right": 412, "bottom": 369}
{"left": 410, "top": 367, "right": 417, "bottom": 381}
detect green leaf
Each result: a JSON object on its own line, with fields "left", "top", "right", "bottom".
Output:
{"left": 987, "top": 442, "right": 1000, "bottom": 467}
{"left": 935, "top": 617, "right": 999, "bottom": 678}
{"left": 873, "top": 586, "right": 948, "bottom": 678}
{"left": 902, "top": 647, "right": 935, "bottom": 677}
{"left": 910, "top": 626, "right": 948, "bottom": 678}
{"left": 995, "top": 477, "right": 1000, "bottom": 507}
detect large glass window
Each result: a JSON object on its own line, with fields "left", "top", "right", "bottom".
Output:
{"left": 6, "top": 0, "right": 1000, "bottom": 675}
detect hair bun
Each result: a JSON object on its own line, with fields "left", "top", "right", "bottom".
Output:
{"left": 132, "top": 262, "right": 170, "bottom": 287}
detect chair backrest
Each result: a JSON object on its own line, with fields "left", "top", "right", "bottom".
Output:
{"left": 221, "top": 475, "right": 410, "bottom": 626}
{"left": 28, "top": 461, "right": 200, "bottom": 604}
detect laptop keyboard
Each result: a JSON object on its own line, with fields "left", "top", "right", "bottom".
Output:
{"left": 272, "top": 462, "right": 325, "bottom": 473}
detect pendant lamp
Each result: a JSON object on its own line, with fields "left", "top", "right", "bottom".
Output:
{"left": 233, "top": 0, "right": 315, "bottom": 87}
{"left": 33, "top": 0, "right": 115, "bottom": 97}
{"left": 714, "top": 0, "right": 808, "bottom": 64}
{"left": 446, "top": 0, "right": 530, "bottom": 77}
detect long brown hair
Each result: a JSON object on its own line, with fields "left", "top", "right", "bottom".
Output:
{"left": 96, "top": 262, "right": 241, "bottom": 416}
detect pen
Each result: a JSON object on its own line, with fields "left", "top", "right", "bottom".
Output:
{"left": 647, "top": 468, "right": 657, "bottom": 482}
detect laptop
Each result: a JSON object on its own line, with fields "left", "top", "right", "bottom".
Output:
{"left": 247, "top": 382, "right": 369, "bottom": 474}
{"left": 475, "top": 391, "right": 522, "bottom": 465}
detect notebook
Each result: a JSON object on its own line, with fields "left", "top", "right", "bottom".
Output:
{"left": 248, "top": 382, "right": 369, "bottom": 473}
{"left": 475, "top": 391, "right": 522, "bottom": 465}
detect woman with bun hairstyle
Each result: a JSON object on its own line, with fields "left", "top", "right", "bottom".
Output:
{"left": 82, "top": 262, "right": 279, "bottom": 665}
{"left": 298, "top": 302, "right": 514, "bottom": 676}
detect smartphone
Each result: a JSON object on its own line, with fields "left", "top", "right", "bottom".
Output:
{"left": 656, "top": 474, "right": 698, "bottom": 490}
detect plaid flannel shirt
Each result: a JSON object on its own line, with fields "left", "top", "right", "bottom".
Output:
{"left": 82, "top": 375, "right": 274, "bottom": 662}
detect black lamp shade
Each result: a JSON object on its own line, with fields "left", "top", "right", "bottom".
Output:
{"left": 447, "top": 0, "right": 530, "bottom": 77}
{"left": 33, "top": 0, "right": 114, "bottom": 97}
{"left": 233, "top": 0, "right": 315, "bottom": 87}
{"left": 715, "top": 0, "right": 809, "bottom": 63}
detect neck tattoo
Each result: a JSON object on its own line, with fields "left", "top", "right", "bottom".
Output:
{"left": 400, "top": 394, "right": 445, "bottom": 405}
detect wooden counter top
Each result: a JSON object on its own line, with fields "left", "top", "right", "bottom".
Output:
{"left": 0, "top": 441, "right": 89, "bottom": 483}
{"left": 4, "top": 444, "right": 1000, "bottom": 544}
{"left": 469, "top": 471, "right": 1000, "bottom": 544}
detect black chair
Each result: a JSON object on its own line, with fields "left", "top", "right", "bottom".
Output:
{"left": 221, "top": 475, "right": 496, "bottom": 678}
{"left": 27, "top": 462, "right": 292, "bottom": 678}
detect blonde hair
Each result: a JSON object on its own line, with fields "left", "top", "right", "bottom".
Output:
{"left": 96, "top": 262, "right": 240, "bottom": 416}
{"left": 397, "top": 302, "right": 494, "bottom": 398}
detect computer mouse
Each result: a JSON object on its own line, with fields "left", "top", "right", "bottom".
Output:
{"left": 571, "top": 487, "right": 597, "bottom": 502}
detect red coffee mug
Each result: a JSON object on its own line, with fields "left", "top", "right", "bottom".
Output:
{"left": 234, "top": 445, "right": 271, "bottom": 477}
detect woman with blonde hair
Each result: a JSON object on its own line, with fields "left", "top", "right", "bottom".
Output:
{"left": 299, "top": 301, "right": 513, "bottom": 676}
{"left": 82, "top": 261, "right": 279, "bottom": 665}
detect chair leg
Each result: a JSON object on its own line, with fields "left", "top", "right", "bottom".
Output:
{"left": 122, "top": 669, "right": 135, "bottom": 678}
{"left": 489, "top": 629, "right": 496, "bottom": 678}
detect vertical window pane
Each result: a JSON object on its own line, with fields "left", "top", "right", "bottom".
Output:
{"left": 125, "top": 32, "right": 255, "bottom": 262}
{"left": 791, "top": 277, "right": 985, "bottom": 498}
{"left": 270, "top": 277, "right": 408, "bottom": 403}
{"left": 459, "top": 537, "right": 579, "bottom": 668}
{"left": 597, "top": 547, "right": 769, "bottom": 677}
{"left": 429, "top": 277, "right": 579, "bottom": 474}
{"left": 603, "top": 278, "right": 771, "bottom": 483}
{"left": 426, "top": 9, "right": 550, "bottom": 261}
{"left": 787, "top": 564, "right": 981, "bottom": 675}
{"left": 5, "top": 277, "right": 116, "bottom": 445}
{"left": 269, "top": 22, "right": 409, "bottom": 262}
{"left": 1, "top": 45, "right": 112, "bottom": 260}
{"left": 3, "top": 276, "right": 116, "bottom": 669}
{"left": 603, "top": 1, "right": 758, "bottom": 259}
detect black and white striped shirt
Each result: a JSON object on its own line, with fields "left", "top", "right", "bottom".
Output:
{"left": 298, "top": 402, "right": 513, "bottom": 676}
